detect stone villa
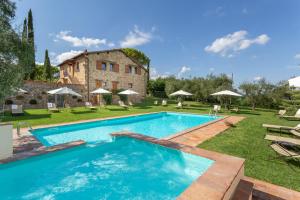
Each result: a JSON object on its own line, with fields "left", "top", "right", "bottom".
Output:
{"left": 57, "top": 49, "right": 148, "bottom": 104}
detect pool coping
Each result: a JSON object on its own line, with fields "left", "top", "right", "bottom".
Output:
{"left": 111, "top": 132, "right": 245, "bottom": 200}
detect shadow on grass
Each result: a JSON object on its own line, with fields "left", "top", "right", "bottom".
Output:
{"left": 107, "top": 108, "right": 128, "bottom": 112}
{"left": 70, "top": 110, "right": 97, "bottom": 115}
{"left": 1, "top": 112, "right": 51, "bottom": 122}
{"left": 237, "top": 110, "right": 261, "bottom": 115}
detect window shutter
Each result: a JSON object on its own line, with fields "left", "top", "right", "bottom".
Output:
{"left": 137, "top": 66, "right": 142, "bottom": 75}
{"left": 114, "top": 64, "right": 119, "bottom": 72}
{"left": 125, "top": 65, "right": 129, "bottom": 73}
{"left": 95, "top": 79, "right": 102, "bottom": 88}
{"left": 96, "top": 60, "right": 101, "bottom": 70}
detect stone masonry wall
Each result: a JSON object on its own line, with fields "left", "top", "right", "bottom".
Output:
{"left": 5, "top": 80, "right": 87, "bottom": 109}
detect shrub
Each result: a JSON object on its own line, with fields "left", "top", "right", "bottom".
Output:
{"left": 103, "top": 94, "right": 112, "bottom": 105}
{"left": 77, "top": 99, "right": 82, "bottom": 103}
{"left": 29, "top": 99, "right": 38, "bottom": 105}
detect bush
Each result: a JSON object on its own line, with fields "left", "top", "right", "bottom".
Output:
{"left": 29, "top": 99, "right": 38, "bottom": 105}
{"left": 77, "top": 99, "right": 82, "bottom": 103}
{"left": 103, "top": 94, "right": 112, "bottom": 105}
{"left": 5, "top": 99, "right": 13, "bottom": 105}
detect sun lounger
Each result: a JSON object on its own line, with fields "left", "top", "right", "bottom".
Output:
{"left": 11, "top": 104, "right": 23, "bottom": 116}
{"left": 270, "top": 142, "right": 300, "bottom": 159}
{"left": 262, "top": 123, "right": 300, "bottom": 132}
{"left": 230, "top": 107, "right": 239, "bottom": 113}
{"left": 265, "top": 134, "right": 300, "bottom": 145}
{"left": 64, "top": 103, "right": 74, "bottom": 111}
{"left": 154, "top": 100, "right": 158, "bottom": 105}
{"left": 118, "top": 100, "right": 128, "bottom": 109}
{"left": 175, "top": 102, "right": 182, "bottom": 109}
{"left": 281, "top": 109, "right": 300, "bottom": 120}
{"left": 290, "top": 130, "right": 300, "bottom": 138}
{"left": 213, "top": 105, "right": 221, "bottom": 113}
{"left": 47, "top": 103, "right": 59, "bottom": 112}
{"left": 85, "top": 102, "right": 97, "bottom": 110}
{"left": 162, "top": 100, "right": 168, "bottom": 106}
{"left": 128, "top": 101, "right": 133, "bottom": 106}
{"left": 276, "top": 109, "right": 286, "bottom": 116}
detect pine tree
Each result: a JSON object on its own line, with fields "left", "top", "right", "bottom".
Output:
{"left": 21, "top": 18, "right": 30, "bottom": 79}
{"left": 44, "top": 49, "right": 52, "bottom": 81}
{"left": 27, "top": 9, "right": 36, "bottom": 80}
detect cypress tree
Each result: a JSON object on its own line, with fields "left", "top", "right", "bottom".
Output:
{"left": 44, "top": 49, "right": 52, "bottom": 81}
{"left": 21, "top": 18, "right": 30, "bottom": 79}
{"left": 27, "top": 9, "right": 36, "bottom": 80}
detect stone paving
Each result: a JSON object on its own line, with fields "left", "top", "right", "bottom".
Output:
{"left": 169, "top": 116, "right": 245, "bottom": 147}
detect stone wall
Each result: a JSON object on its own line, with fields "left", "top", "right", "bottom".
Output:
{"left": 5, "top": 80, "right": 87, "bottom": 109}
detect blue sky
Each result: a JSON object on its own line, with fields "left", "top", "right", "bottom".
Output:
{"left": 13, "top": 0, "right": 300, "bottom": 84}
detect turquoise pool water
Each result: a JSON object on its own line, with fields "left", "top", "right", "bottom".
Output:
{"left": 0, "top": 137, "right": 214, "bottom": 200}
{"left": 31, "top": 112, "right": 219, "bottom": 146}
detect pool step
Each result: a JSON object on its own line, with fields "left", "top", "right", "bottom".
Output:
{"left": 232, "top": 179, "right": 254, "bottom": 200}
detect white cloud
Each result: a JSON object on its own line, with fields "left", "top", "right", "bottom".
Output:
{"left": 107, "top": 42, "right": 115, "bottom": 47}
{"left": 56, "top": 31, "right": 107, "bottom": 47}
{"left": 294, "top": 54, "right": 300, "bottom": 59}
{"left": 120, "top": 25, "right": 154, "bottom": 47}
{"left": 254, "top": 76, "right": 263, "bottom": 81}
{"left": 150, "top": 67, "right": 170, "bottom": 80}
{"left": 55, "top": 50, "right": 83, "bottom": 64}
{"left": 209, "top": 67, "right": 215, "bottom": 72}
{"left": 204, "top": 30, "right": 270, "bottom": 57}
{"left": 35, "top": 61, "right": 44, "bottom": 65}
{"left": 177, "top": 66, "right": 191, "bottom": 78}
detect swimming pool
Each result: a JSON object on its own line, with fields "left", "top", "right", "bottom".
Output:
{"left": 0, "top": 137, "right": 214, "bottom": 200}
{"left": 31, "top": 112, "right": 219, "bottom": 146}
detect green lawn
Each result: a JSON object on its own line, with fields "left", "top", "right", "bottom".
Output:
{"left": 1, "top": 100, "right": 300, "bottom": 191}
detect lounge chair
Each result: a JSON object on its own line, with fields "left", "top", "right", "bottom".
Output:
{"left": 281, "top": 109, "right": 300, "bottom": 120}
{"left": 230, "top": 107, "right": 239, "bottom": 113}
{"left": 85, "top": 102, "right": 97, "bottom": 110}
{"left": 213, "top": 105, "right": 221, "bottom": 113}
{"left": 118, "top": 100, "right": 128, "bottom": 109}
{"left": 11, "top": 104, "right": 23, "bottom": 116}
{"left": 262, "top": 123, "right": 300, "bottom": 132}
{"left": 47, "top": 103, "right": 59, "bottom": 112}
{"left": 128, "top": 101, "right": 133, "bottom": 106}
{"left": 175, "top": 102, "right": 183, "bottom": 109}
{"left": 276, "top": 109, "right": 287, "bottom": 116}
{"left": 270, "top": 142, "right": 300, "bottom": 159}
{"left": 290, "top": 130, "right": 300, "bottom": 138}
{"left": 154, "top": 100, "right": 158, "bottom": 105}
{"left": 64, "top": 103, "right": 74, "bottom": 111}
{"left": 265, "top": 134, "right": 300, "bottom": 146}
{"left": 162, "top": 100, "right": 168, "bottom": 106}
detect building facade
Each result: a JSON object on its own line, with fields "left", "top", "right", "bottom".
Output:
{"left": 58, "top": 49, "right": 148, "bottom": 104}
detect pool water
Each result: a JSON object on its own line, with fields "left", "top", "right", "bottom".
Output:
{"left": 31, "top": 112, "right": 219, "bottom": 146}
{"left": 0, "top": 137, "right": 214, "bottom": 200}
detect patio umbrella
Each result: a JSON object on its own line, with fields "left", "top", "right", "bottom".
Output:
{"left": 91, "top": 88, "right": 111, "bottom": 106}
{"left": 47, "top": 87, "right": 82, "bottom": 107}
{"left": 210, "top": 90, "right": 242, "bottom": 109}
{"left": 118, "top": 89, "right": 139, "bottom": 95}
{"left": 170, "top": 90, "right": 193, "bottom": 102}
{"left": 118, "top": 89, "right": 139, "bottom": 104}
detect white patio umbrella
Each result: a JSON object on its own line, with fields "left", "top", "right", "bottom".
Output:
{"left": 170, "top": 90, "right": 193, "bottom": 96}
{"left": 47, "top": 87, "right": 82, "bottom": 107}
{"left": 118, "top": 89, "right": 139, "bottom": 95}
{"left": 91, "top": 88, "right": 111, "bottom": 106}
{"left": 210, "top": 90, "right": 242, "bottom": 109}
{"left": 118, "top": 89, "right": 139, "bottom": 104}
{"left": 210, "top": 90, "right": 242, "bottom": 97}
{"left": 170, "top": 90, "right": 193, "bottom": 103}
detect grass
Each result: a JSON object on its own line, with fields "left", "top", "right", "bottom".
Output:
{"left": 1, "top": 100, "right": 300, "bottom": 191}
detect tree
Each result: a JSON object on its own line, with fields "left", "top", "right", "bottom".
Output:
{"left": 0, "top": 0, "right": 24, "bottom": 104}
{"left": 20, "top": 18, "right": 31, "bottom": 79}
{"left": 44, "top": 49, "right": 52, "bottom": 81}
{"left": 239, "top": 82, "right": 260, "bottom": 110}
{"left": 27, "top": 9, "right": 36, "bottom": 80}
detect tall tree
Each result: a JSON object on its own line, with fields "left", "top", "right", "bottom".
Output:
{"left": 0, "top": 0, "right": 24, "bottom": 104}
{"left": 21, "top": 18, "right": 31, "bottom": 79}
{"left": 44, "top": 49, "right": 52, "bottom": 81}
{"left": 27, "top": 9, "right": 36, "bottom": 80}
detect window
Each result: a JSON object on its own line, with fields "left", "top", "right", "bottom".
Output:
{"left": 134, "top": 67, "right": 138, "bottom": 74}
{"left": 110, "top": 63, "right": 114, "bottom": 71}
{"left": 103, "top": 81, "right": 108, "bottom": 87}
{"left": 102, "top": 62, "right": 107, "bottom": 71}
{"left": 128, "top": 66, "right": 133, "bottom": 73}
{"left": 128, "top": 83, "right": 133, "bottom": 88}
{"left": 76, "top": 62, "right": 80, "bottom": 71}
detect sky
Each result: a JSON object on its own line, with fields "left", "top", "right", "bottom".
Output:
{"left": 12, "top": 0, "right": 300, "bottom": 84}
